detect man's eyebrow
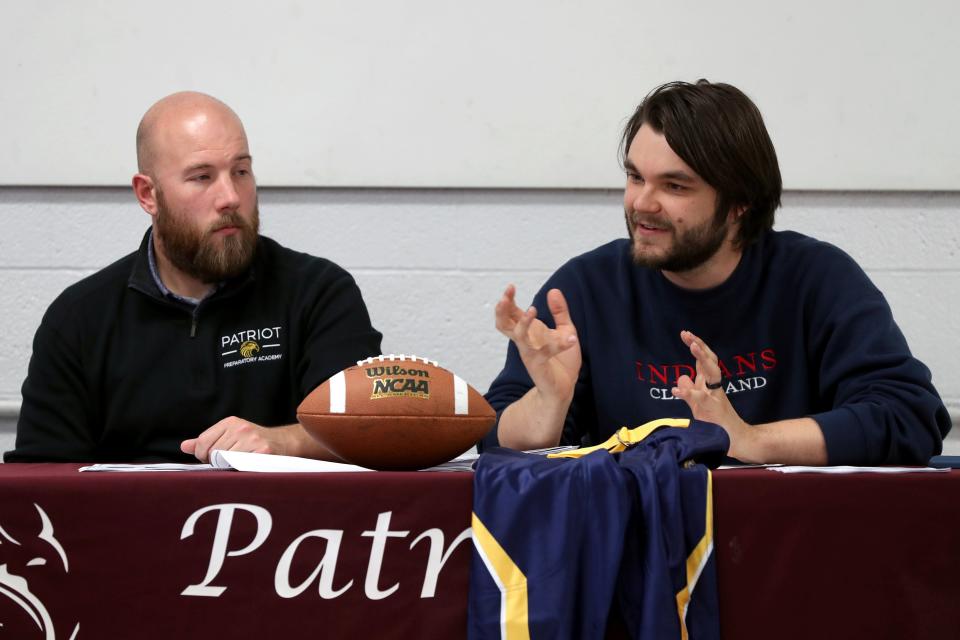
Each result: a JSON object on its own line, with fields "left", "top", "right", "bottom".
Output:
{"left": 622, "top": 161, "right": 696, "bottom": 183}
{"left": 182, "top": 155, "right": 253, "bottom": 174}
{"left": 183, "top": 162, "right": 214, "bottom": 174}
{"left": 657, "top": 170, "right": 696, "bottom": 183}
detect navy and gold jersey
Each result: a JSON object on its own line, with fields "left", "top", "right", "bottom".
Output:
{"left": 469, "top": 419, "right": 728, "bottom": 640}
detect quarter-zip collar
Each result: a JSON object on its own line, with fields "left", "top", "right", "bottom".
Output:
{"left": 127, "top": 229, "right": 259, "bottom": 336}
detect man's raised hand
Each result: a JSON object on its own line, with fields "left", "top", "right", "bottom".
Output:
{"left": 495, "top": 285, "right": 581, "bottom": 405}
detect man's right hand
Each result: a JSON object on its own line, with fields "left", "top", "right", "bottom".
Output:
{"left": 493, "top": 285, "right": 582, "bottom": 449}
{"left": 495, "top": 285, "right": 582, "bottom": 402}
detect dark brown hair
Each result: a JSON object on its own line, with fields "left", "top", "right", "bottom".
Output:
{"left": 620, "top": 80, "right": 782, "bottom": 248}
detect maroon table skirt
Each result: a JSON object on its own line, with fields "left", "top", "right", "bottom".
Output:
{"left": 1, "top": 464, "right": 957, "bottom": 639}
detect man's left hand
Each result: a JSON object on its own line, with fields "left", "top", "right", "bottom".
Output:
{"left": 671, "top": 330, "right": 756, "bottom": 459}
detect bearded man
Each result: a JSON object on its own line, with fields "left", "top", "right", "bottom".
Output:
{"left": 483, "top": 80, "right": 950, "bottom": 465}
{"left": 6, "top": 92, "right": 382, "bottom": 463}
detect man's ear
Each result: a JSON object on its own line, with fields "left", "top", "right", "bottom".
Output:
{"left": 132, "top": 174, "right": 158, "bottom": 216}
{"left": 729, "top": 204, "right": 747, "bottom": 224}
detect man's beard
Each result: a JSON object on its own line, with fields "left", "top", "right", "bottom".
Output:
{"left": 155, "top": 190, "right": 260, "bottom": 284}
{"left": 626, "top": 207, "right": 729, "bottom": 273}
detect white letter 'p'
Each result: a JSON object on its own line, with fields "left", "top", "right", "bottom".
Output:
{"left": 180, "top": 503, "right": 273, "bottom": 597}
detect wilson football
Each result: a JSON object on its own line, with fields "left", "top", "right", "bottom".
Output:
{"left": 297, "top": 354, "right": 496, "bottom": 470}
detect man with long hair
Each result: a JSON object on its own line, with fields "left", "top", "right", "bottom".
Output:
{"left": 485, "top": 80, "right": 949, "bottom": 465}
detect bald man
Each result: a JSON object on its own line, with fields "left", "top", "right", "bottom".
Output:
{"left": 5, "top": 92, "right": 382, "bottom": 463}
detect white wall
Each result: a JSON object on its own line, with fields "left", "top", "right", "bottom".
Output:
{"left": 3, "top": 2, "right": 959, "bottom": 190}
{"left": 1, "top": 187, "right": 958, "bottom": 456}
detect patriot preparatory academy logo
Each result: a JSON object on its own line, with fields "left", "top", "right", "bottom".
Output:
{"left": 220, "top": 326, "right": 284, "bottom": 369}
{"left": 364, "top": 364, "right": 431, "bottom": 400}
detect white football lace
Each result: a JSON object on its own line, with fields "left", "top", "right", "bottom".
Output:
{"left": 356, "top": 354, "right": 440, "bottom": 367}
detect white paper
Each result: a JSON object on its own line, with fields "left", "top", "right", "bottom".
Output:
{"left": 79, "top": 449, "right": 481, "bottom": 473}
{"left": 769, "top": 465, "right": 949, "bottom": 474}
{"left": 79, "top": 462, "right": 219, "bottom": 472}
{"left": 421, "top": 450, "right": 480, "bottom": 472}
{"left": 210, "top": 450, "right": 371, "bottom": 473}
{"left": 717, "top": 463, "right": 784, "bottom": 470}
{"left": 525, "top": 445, "right": 579, "bottom": 455}
{"left": 78, "top": 451, "right": 369, "bottom": 473}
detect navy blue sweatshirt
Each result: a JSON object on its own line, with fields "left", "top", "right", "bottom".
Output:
{"left": 483, "top": 231, "right": 950, "bottom": 465}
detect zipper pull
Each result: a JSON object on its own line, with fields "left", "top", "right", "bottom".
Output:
{"left": 190, "top": 317, "right": 198, "bottom": 338}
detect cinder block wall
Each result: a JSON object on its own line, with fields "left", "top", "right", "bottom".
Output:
{"left": 1, "top": 187, "right": 957, "bottom": 456}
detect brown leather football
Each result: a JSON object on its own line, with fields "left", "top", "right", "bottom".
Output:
{"left": 297, "top": 355, "right": 496, "bottom": 470}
